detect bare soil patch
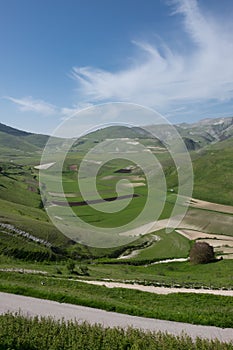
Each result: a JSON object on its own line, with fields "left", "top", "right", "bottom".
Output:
{"left": 49, "top": 192, "right": 76, "bottom": 198}
{"left": 187, "top": 197, "right": 233, "bottom": 215}
{"left": 176, "top": 229, "right": 233, "bottom": 255}
{"left": 34, "top": 162, "right": 55, "bottom": 170}
{"left": 120, "top": 182, "right": 146, "bottom": 188}
{"left": 176, "top": 230, "right": 233, "bottom": 241}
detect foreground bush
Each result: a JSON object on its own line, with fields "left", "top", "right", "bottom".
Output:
{"left": 0, "top": 313, "right": 232, "bottom": 350}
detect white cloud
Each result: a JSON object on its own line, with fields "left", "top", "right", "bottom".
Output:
{"left": 4, "top": 96, "right": 57, "bottom": 115}
{"left": 71, "top": 0, "right": 233, "bottom": 116}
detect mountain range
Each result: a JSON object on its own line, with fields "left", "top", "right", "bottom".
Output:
{"left": 1, "top": 116, "right": 233, "bottom": 154}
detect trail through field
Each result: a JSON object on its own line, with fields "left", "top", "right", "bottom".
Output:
{"left": 49, "top": 192, "right": 76, "bottom": 198}
{"left": 117, "top": 234, "right": 161, "bottom": 259}
{"left": 0, "top": 292, "right": 232, "bottom": 341}
{"left": 145, "top": 257, "right": 189, "bottom": 266}
{"left": 0, "top": 268, "right": 47, "bottom": 274}
{"left": 77, "top": 279, "right": 233, "bottom": 297}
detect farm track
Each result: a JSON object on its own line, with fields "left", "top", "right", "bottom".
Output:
{"left": 76, "top": 279, "right": 233, "bottom": 297}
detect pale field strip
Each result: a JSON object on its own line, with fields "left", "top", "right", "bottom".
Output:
{"left": 176, "top": 230, "right": 233, "bottom": 241}
{"left": 198, "top": 239, "right": 233, "bottom": 248}
{"left": 83, "top": 159, "right": 102, "bottom": 165}
{"left": 48, "top": 192, "right": 76, "bottom": 197}
{"left": 145, "top": 258, "right": 189, "bottom": 266}
{"left": 187, "top": 197, "right": 233, "bottom": 215}
{"left": 0, "top": 268, "right": 47, "bottom": 274}
{"left": 120, "top": 218, "right": 170, "bottom": 237}
{"left": 220, "top": 254, "right": 233, "bottom": 259}
{"left": 120, "top": 182, "right": 146, "bottom": 188}
{"left": 34, "top": 162, "right": 56, "bottom": 170}
{"left": 176, "top": 229, "right": 233, "bottom": 255}
{"left": 101, "top": 175, "right": 145, "bottom": 181}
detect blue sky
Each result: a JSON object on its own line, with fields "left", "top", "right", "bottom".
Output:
{"left": 1, "top": 0, "right": 233, "bottom": 134}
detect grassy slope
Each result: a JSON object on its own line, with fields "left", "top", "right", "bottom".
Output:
{"left": 0, "top": 231, "right": 56, "bottom": 261}
{"left": 0, "top": 271, "right": 233, "bottom": 328}
{"left": 0, "top": 253, "right": 233, "bottom": 288}
{"left": 158, "top": 137, "right": 233, "bottom": 206}
{"left": 0, "top": 197, "right": 69, "bottom": 245}
{"left": 192, "top": 147, "right": 233, "bottom": 205}
{"left": 89, "top": 259, "right": 233, "bottom": 287}
{"left": 0, "top": 169, "right": 40, "bottom": 207}
{"left": 0, "top": 131, "right": 39, "bottom": 154}
{"left": 133, "top": 230, "right": 191, "bottom": 261}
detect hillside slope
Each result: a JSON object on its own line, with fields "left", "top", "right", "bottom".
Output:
{"left": 0, "top": 123, "right": 49, "bottom": 155}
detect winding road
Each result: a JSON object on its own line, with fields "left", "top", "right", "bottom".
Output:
{"left": 0, "top": 292, "right": 233, "bottom": 342}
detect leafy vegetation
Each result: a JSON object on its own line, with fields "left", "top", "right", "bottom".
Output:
{"left": 1, "top": 313, "right": 233, "bottom": 350}
{"left": 190, "top": 242, "right": 215, "bottom": 264}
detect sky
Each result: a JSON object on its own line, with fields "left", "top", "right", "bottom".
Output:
{"left": 1, "top": 0, "right": 233, "bottom": 134}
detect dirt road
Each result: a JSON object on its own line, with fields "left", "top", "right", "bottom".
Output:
{"left": 77, "top": 279, "right": 233, "bottom": 296}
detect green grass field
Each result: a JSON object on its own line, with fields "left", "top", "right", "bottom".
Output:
{"left": 0, "top": 255, "right": 232, "bottom": 289}
{"left": 131, "top": 230, "right": 191, "bottom": 261}
{"left": 87, "top": 259, "right": 233, "bottom": 289}
{"left": 0, "top": 271, "right": 233, "bottom": 328}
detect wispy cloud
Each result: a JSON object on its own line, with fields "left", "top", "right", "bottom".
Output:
{"left": 4, "top": 95, "right": 93, "bottom": 120}
{"left": 61, "top": 103, "right": 93, "bottom": 120}
{"left": 71, "top": 0, "right": 233, "bottom": 117}
{"left": 4, "top": 96, "right": 57, "bottom": 115}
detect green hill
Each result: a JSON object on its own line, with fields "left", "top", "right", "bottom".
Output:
{"left": 0, "top": 123, "right": 49, "bottom": 157}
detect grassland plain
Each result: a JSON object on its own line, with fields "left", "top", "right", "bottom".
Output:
{"left": 0, "top": 271, "right": 233, "bottom": 328}
{"left": 1, "top": 313, "right": 233, "bottom": 350}
{"left": 1, "top": 153, "right": 233, "bottom": 264}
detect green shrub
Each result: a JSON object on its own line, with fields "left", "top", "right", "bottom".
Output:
{"left": 190, "top": 242, "right": 215, "bottom": 264}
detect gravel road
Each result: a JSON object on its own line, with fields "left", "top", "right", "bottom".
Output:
{"left": 0, "top": 292, "right": 233, "bottom": 342}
